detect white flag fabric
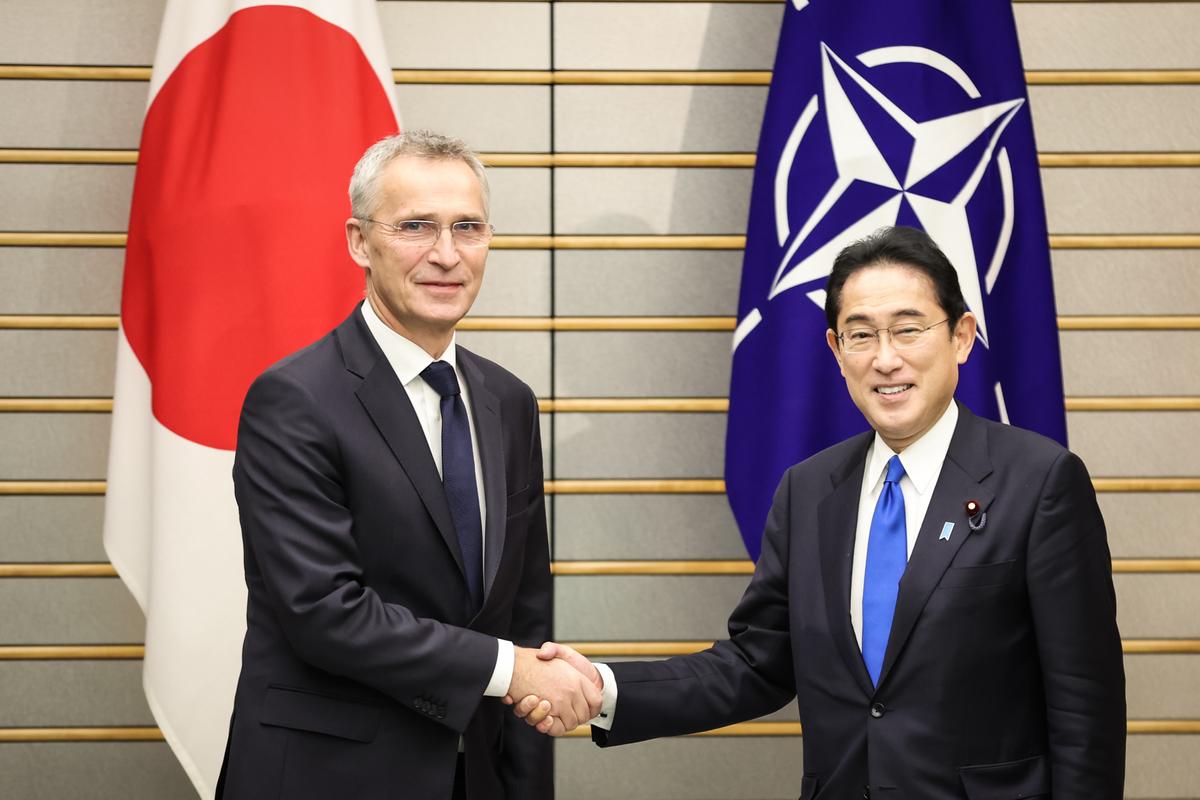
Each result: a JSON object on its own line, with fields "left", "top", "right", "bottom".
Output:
{"left": 103, "top": 2, "right": 399, "bottom": 794}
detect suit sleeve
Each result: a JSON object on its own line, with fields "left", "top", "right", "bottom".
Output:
{"left": 498, "top": 388, "right": 554, "bottom": 798}
{"left": 593, "top": 471, "right": 798, "bottom": 746}
{"left": 1026, "top": 449, "right": 1126, "bottom": 798}
{"left": 234, "top": 368, "right": 498, "bottom": 733}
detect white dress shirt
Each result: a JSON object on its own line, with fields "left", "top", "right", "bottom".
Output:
{"left": 360, "top": 301, "right": 513, "bottom": 697}
{"left": 850, "top": 400, "right": 958, "bottom": 649}
{"left": 592, "top": 401, "right": 961, "bottom": 731}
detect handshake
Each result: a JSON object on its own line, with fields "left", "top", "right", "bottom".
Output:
{"left": 504, "top": 642, "right": 603, "bottom": 736}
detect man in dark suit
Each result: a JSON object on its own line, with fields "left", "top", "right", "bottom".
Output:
{"left": 217, "top": 130, "right": 599, "bottom": 799}
{"left": 515, "top": 226, "right": 1126, "bottom": 799}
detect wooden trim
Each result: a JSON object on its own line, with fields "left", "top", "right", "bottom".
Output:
{"left": 1039, "top": 152, "right": 1200, "bottom": 168}
{"left": 0, "top": 66, "right": 151, "bottom": 81}
{"left": 1065, "top": 397, "right": 1200, "bottom": 411}
{"left": 3, "top": 315, "right": 1198, "bottom": 333}
{"left": 1059, "top": 315, "right": 1200, "bottom": 330}
{"left": 0, "top": 315, "right": 118, "bottom": 330}
{"left": 549, "top": 559, "right": 1200, "bottom": 576}
{"left": 1, "top": 722, "right": 1191, "bottom": 742}
{"left": 0, "top": 564, "right": 117, "bottom": 578}
{"left": 0, "top": 398, "right": 113, "bottom": 412}
{"left": 0, "top": 149, "right": 137, "bottom": 164}
{"left": 0, "top": 640, "right": 1192, "bottom": 662}
{"left": 1111, "top": 559, "right": 1200, "bottom": 573}
{"left": 4, "top": 149, "right": 1198, "bottom": 169}
{"left": 3, "top": 233, "right": 1198, "bottom": 250}
{"left": 567, "top": 639, "right": 1200, "bottom": 657}
{"left": 546, "top": 479, "right": 726, "bottom": 494}
{"left": 1, "top": 558, "right": 1195, "bottom": 580}
{"left": 0, "top": 645, "right": 144, "bottom": 660}
{"left": 1092, "top": 478, "right": 1200, "bottom": 492}
{"left": 4, "top": 66, "right": 1200, "bottom": 86}
{"left": 0, "top": 727, "right": 163, "bottom": 742}
{"left": 1050, "top": 234, "right": 1200, "bottom": 249}
{"left": 541, "top": 398, "right": 730, "bottom": 413}
{"left": 0, "top": 481, "right": 106, "bottom": 495}
{"left": 1122, "top": 639, "right": 1200, "bottom": 655}
{"left": 0, "top": 232, "right": 127, "bottom": 247}
{"left": 6, "top": 396, "right": 1193, "bottom": 415}
{"left": 1, "top": 478, "right": 1196, "bottom": 496}
{"left": 563, "top": 719, "right": 1200, "bottom": 738}
{"left": 553, "top": 560, "right": 754, "bottom": 575}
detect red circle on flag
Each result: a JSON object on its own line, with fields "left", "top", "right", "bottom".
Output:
{"left": 121, "top": 6, "right": 398, "bottom": 450}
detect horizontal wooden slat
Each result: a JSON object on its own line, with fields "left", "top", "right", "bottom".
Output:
{"left": 1, "top": 640, "right": 1193, "bottom": 662}
{"left": 0, "top": 727, "right": 163, "bottom": 742}
{"left": 3, "top": 233, "right": 1199, "bottom": 250}
{"left": 2, "top": 315, "right": 1197, "bottom": 332}
{"left": 2, "top": 559, "right": 1195, "bottom": 579}
{"left": 4, "top": 150, "right": 1198, "bottom": 169}
{"left": 562, "top": 720, "right": 1200, "bottom": 738}
{"left": 568, "top": 639, "right": 1200, "bottom": 657}
{"left": 0, "top": 564, "right": 117, "bottom": 578}
{"left": 2, "top": 478, "right": 1196, "bottom": 496}
{"left": 4, "top": 66, "right": 1200, "bottom": 86}
{"left": 1, "top": 722, "right": 1192, "bottom": 742}
{"left": 3, "top": 397, "right": 1196, "bottom": 414}
{"left": 551, "top": 559, "right": 1198, "bottom": 576}
{"left": 0, "top": 645, "right": 144, "bottom": 660}
{"left": 0, "top": 398, "right": 113, "bottom": 412}
{"left": 0, "top": 481, "right": 106, "bottom": 495}
{"left": 547, "top": 479, "right": 727, "bottom": 494}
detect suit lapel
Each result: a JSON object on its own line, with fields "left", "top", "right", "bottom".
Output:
{"left": 877, "top": 405, "right": 995, "bottom": 686}
{"left": 339, "top": 308, "right": 466, "bottom": 577}
{"left": 817, "top": 432, "right": 875, "bottom": 698}
{"left": 458, "top": 348, "right": 507, "bottom": 599}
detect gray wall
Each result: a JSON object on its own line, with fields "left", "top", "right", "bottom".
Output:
{"left": 2, "top": 0, "right": 1199, "bottom": 797}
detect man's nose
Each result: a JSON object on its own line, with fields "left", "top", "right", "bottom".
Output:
{"left": 428, "top": 226, "right": 461, "bottom": 266}
{"left": 872, "top": 334, "right": 904, "bottom": 371}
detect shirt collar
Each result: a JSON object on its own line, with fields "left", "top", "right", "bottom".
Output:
{"left": 865, "top": 400, "right": 959, "bottom": 496}
{"left": 360, "top": 299, "right": 457, "bottom": 386}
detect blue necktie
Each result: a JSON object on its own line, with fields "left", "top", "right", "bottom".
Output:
{"left": 862, "top": 455, "right": 907, "bottom": 686}
{"left": 421, "top": 361, "right": 483, "bottom": 613}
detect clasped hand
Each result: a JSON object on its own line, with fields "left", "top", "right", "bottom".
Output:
{"left": 504, "top": 642, "right": 602, "bottom": 736}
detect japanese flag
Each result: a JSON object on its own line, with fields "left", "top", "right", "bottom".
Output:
{"left": 103, "top": 1, "right": 399, "bottom": 794}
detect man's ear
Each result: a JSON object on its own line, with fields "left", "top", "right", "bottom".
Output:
{"left": 953, "top": 312, "right": 978, "bottom": 364}
{"left": 345, "top": 218, "right": 371, "bottom": 269}
{"left": 826, "top": 328, "right": 847, "bottom": 377}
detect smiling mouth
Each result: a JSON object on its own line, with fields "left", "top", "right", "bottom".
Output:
{"left": 875, "top": 384, "right": 913, "bottom": 396}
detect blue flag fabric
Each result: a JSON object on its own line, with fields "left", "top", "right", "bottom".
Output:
{"left": 726, "top": 0, "right": 1067, "bottom": 559}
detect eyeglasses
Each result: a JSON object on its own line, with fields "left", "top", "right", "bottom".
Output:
{"left": 360, "top": 218, "right": 494, "bottom": 248}
{"left": 835, "top": 319, "right": 950, "bottom": 354}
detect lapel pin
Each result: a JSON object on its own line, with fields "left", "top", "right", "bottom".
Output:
{"left": 965, "top": 499, "right": 987, "bottom": 532}
{"left": 939, "top": 521, "right": 954, "bottom": 541}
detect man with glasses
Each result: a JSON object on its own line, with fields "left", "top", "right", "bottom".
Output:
{"left": 218, "top": 131, "right": 595, "bottom": 800}
{"left": 515, "top": 226, "right": 1126, "bottom": 799}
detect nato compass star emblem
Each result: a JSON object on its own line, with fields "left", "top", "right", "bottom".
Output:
{"left": 733, "top": 42, "right": 1026, "bottom": 355}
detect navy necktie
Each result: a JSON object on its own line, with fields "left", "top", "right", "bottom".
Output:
{"left": 421, "top": 360, "right": 483, "bottom": 612}
{"left": 862, "top": 455, "right": 907, "bottom": 686}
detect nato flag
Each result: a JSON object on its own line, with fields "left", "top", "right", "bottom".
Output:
{"left": 726, "top": 0, "right": 1067, "bottom": 559}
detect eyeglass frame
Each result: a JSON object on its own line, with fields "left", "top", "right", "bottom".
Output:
{"left": 358, "top": 217, "right": 494, "bottom": 248}
{"left": 834, "top": 318, "right": 952, "bottom": 354}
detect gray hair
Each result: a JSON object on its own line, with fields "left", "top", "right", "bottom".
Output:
{"left": 348, "top": 130, "right": 490, "bottom": 219}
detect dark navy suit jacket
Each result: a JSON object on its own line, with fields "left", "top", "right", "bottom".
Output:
{"left": 218, "top": 305, "right": 552, "bottom": 799}
{"left": 595, "top": 405, "right": 1125, "bottom": 800}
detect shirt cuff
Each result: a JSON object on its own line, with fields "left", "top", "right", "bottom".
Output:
{"left": 483, "top": 638, "right": 515, "bottom": 697}
{"left": 590, "top": 662, "right": 618, "bottom": 730}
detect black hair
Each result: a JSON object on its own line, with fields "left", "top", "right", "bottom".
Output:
{"left": 823, "top": 225, "right": 968, "bottom": 333}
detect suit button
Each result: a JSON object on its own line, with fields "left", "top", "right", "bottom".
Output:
{"left": 869, "top": 702, "right": 886, "bottom": 718}
{"left": 862, "top": 786, "right": 871, "bottom": 799}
